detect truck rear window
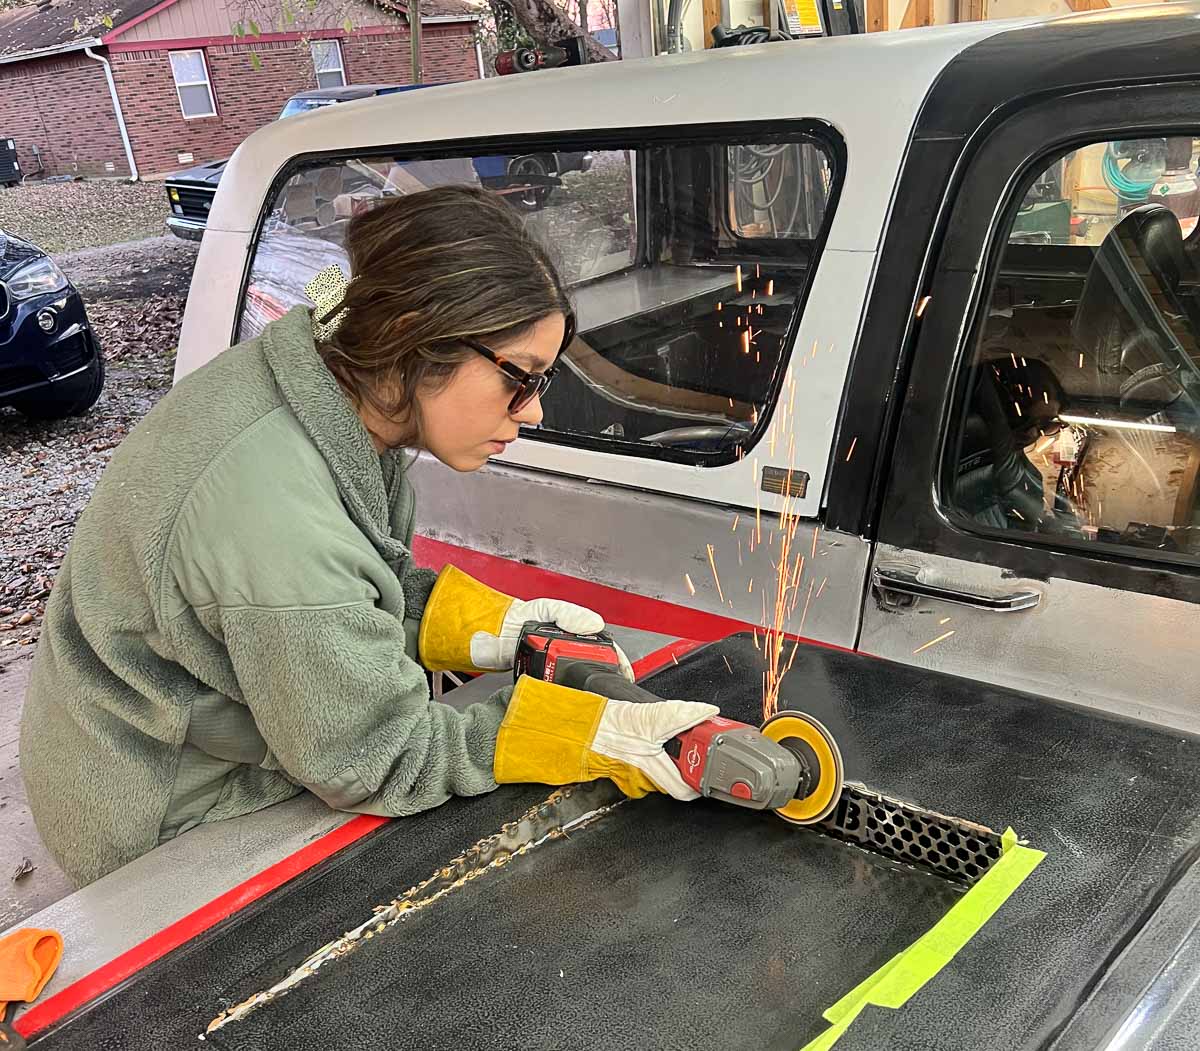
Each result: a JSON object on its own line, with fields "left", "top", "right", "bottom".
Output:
{"left": 238, "top": 127, "right": 841, "bottom": 467}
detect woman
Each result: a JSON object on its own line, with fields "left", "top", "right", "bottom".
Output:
{"left": 20, "top": 186, "right": 717, "bottom": 886}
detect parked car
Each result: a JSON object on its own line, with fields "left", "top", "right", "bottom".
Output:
{"left": 0, "top": 230, "right": 102, "bottom": 419}
{"left": 164, "top": 84, "right": 592, "bottom": 239}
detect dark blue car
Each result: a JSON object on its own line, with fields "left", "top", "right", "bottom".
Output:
{"left": 0, "top": 232, "right": 103, "bottom": 420}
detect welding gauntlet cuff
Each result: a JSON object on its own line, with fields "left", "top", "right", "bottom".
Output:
{"left": 417, "top": 565, "right": 632, "bottom": 678}
{"left": 493, "top": 676, "right": 719, "bottom": 801}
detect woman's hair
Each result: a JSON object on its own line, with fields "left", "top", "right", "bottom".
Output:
{"left": 317, "top": 184, "right": 571, "bottom": 444}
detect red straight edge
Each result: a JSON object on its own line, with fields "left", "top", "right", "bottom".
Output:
{"left": 412, "top": 536, "right": 855, "bottom": 654}
{"left": 14, "top": 814, "right": 389, "bottom": 1038}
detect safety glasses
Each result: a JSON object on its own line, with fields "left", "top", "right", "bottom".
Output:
{"left": 462, "top": 312, "right": 576, "bottom": 415}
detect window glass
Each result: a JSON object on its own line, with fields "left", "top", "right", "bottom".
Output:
{"left": 311, "top": 41, "right": 345, "bottom": 89}
{"left": 239, "top": 129, "right": 839, "bottom": 464}
{"left": 1012, "top": 138, "right": 1200, "bottom": 245}
{"left": 169, "top": 50, "right": 215, "bottom": 118}
{"left": 943, "top": 136, "right": 1200, "bottom": 561}
{"left": 278, "top": 97, "right": 337, "bottom": 119}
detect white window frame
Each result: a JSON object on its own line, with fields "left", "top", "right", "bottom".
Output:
{"left": 311, "top": 39, "right": 346, "bottom": 89}
{"left": 169, "top": 49, "right": 217, "bottom": 119}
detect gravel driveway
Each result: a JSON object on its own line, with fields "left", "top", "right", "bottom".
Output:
{"left": 1, "top": 235, "right": 198, "bottom": 659}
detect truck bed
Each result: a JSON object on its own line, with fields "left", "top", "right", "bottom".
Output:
{"left": 28, "top": 636, "right": 1200, "bottom": 1049}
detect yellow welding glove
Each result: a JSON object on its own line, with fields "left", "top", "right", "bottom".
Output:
{"left": 494, "top": 676, "right": 719, "bottom": 800}
{"left": 418, "top": 565, "right": 633, "bottom": 678}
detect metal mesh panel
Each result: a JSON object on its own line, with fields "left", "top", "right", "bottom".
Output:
{"left": 816, "top": 783, "right": 1004, "bottom": 886}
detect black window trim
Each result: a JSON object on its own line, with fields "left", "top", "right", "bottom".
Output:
{"left": 234, "top": 119, "right": 847, "bottom": 470}
{"left": 876, "top": 82, "right": 1200, "bottom": 605}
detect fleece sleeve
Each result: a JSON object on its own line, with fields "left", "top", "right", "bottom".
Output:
{"left": 218, "top": 601, "right": 508, "bottom": 815}
{"left": 168, "top": 418, "right": 508, "bottom": 818}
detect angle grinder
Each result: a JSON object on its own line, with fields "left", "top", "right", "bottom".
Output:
{"left": 514, "top": 622, "right": 844, "bottom": 823}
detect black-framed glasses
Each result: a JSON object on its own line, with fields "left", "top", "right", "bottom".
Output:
{"left": 463, "top": 312, "right": 576, "bottom": 415}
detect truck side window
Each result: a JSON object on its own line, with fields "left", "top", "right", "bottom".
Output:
{"left": 237, "top": 129, "right": 840, "bottom": 466}
{"left": 943, "top": 137, "right": 1200, "bottom": 561}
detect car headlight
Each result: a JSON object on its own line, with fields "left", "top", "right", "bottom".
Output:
{"left": 169, "top": 187, "right": 180, "bottom": 202}
{"left": 7, "top": 257, "right": 69, "bottom": 300}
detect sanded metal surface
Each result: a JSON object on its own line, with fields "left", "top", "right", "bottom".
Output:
{"left": 29, "top": 636, "right": 1200, "bottom": 1049}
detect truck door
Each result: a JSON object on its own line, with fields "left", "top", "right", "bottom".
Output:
{"left": 858, "top": 85, "right": 1200, "bottom": 728}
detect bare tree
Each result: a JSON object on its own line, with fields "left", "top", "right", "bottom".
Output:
{"left": 489, "top": 0, "right": 616, "bottom": 61}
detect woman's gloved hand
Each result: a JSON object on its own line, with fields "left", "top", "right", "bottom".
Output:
{"left": 493, "top": 676, "right": 719, "bottom": 800}
{"left": 418, "top": 565, "right": 633, "bottom": 679}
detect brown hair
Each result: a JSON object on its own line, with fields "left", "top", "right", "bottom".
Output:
{"left": 317, "top": 185, "right": 571, "bottom": 445}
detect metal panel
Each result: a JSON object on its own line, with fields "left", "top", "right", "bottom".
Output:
{"left": 407, "top": 454, "right": 871, "bottom": 648}
{"left": 860, "top": 545, "right": 1200, "bottom": 731}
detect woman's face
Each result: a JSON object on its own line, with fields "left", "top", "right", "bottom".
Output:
{"left": 416, "top": 313, "right": 566, "bottom": 472}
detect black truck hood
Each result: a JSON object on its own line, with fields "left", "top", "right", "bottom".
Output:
{"left": 164, "top": 158, "right": 228, "bottom": 188}
{"left": 0, "top": 230, "right": 47, "bottom": 278}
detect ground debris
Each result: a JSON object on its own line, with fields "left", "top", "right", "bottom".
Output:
{"left": 12, "top": 857, "right": 35, "bottom": 882}
{"left": 1, "top": 235, "right": 197, "bottom": 648}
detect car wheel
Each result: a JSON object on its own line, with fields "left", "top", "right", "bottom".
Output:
{"left": 507, "top": 155, "right": 551, "bottom": 212}
{"left": 12, "top": 339, "right": 106, "bottom": 421}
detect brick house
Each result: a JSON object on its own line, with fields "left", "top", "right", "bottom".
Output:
{"left": 0, "top": 0, "right": 481, "bottom": 179}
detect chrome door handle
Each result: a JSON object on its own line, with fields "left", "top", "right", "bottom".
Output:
{"left": 873, "top": 563, "right": 1041, "bottom": 613}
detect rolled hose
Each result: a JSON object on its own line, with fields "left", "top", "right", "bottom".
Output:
{"left": 1102, "top": 146, "right": 1158, "bottom": 200}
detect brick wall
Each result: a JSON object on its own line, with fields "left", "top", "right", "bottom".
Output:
{"left": 344, "top": 24, "right": 479, "bottom": 85}
{"left": 0, "top": 52, "right": 131, "bottom": 178}
{"left": 112, "top": 26, "right": 479, "bottom": 177}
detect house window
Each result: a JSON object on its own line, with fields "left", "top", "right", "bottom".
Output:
{"left": 311, "top": 40, "right": 346, "bottom": 89}
{"left": 169, "top": 50, "right": 216, "bottom": 119}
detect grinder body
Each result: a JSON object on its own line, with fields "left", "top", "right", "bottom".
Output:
{"left": 514, "top": 622, "right": 805, "bottom": 811}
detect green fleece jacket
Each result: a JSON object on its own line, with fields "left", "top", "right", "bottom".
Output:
{"left": 20, "top": 306, "right": 510, "bottom": 885}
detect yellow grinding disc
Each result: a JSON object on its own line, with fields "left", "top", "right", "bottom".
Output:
{"left": 760, "top": 710, "right": 844, "bottom": 825}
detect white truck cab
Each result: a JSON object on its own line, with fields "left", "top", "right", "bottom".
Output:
{"left": 178, "top": 4, "right": 1200, "bottom": 731}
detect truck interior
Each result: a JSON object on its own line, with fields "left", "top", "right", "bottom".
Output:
{"left": 947, "top": 137, "right": 1200, "bottom": 559}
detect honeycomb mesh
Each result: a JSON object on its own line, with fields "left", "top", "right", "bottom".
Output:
{"left": 815, "top": 783, "right": 1004, "bottom": 886}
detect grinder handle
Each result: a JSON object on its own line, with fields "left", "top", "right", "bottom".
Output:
{"left": 555, "top": 664, "right": 663, "bottom": 706}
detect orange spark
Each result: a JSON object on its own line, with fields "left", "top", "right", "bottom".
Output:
{"left": 736, "top": 265, "right": 743, "bottom": 292}
{"left": 684, "top": 573, "right": 696, "bottom": 596}
{"left": 846, "top": 436, "right": 858, "bottom": 462}
{"left": 766, "top": 279, "right": 774, "bottom": 296}
{"left": 913, "top": 630, "right": 955, "bottom": 655}
{"left": 706, "top": 544, "right": 725, "bottom": 602}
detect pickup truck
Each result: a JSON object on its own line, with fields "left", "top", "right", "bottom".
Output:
{"left": 9, "top": 5, "right": 1200, "bottom": 1049}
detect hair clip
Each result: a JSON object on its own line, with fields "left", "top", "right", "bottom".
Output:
{"left": 305, "top": 264, "right": 350, "bottom": 342}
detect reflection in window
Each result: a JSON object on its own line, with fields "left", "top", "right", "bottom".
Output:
{"left": 946, "top": 139, "right": 1200, "bottom": 560}
{"left": 1013, "top": 137, "right": 1200, "bottom": 245}
{"left": 238, "top": 130, "right": 839, "bottom": 465}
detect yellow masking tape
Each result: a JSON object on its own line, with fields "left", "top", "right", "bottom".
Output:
{"left": 799, "top": 828, "right": 1045, "bottom": 1050}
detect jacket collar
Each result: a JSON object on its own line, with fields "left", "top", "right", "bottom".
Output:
{"left": 261, "top": 306, "right": 411, "bottom": 565}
